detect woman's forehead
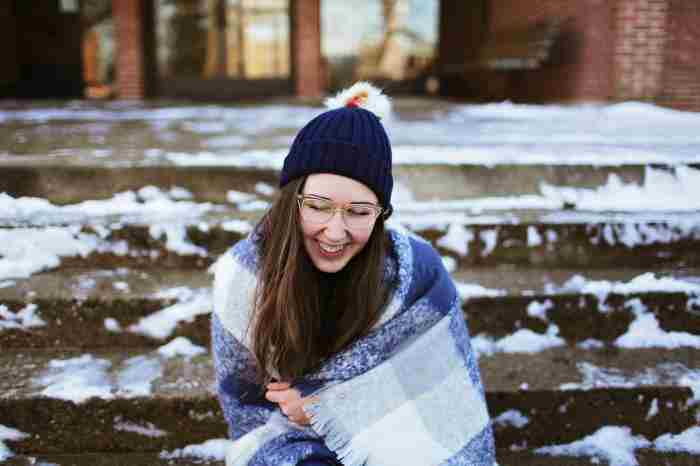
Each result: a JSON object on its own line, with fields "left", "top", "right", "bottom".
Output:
{"left": 303, "top": 173, "right": 378, "bottom": 203}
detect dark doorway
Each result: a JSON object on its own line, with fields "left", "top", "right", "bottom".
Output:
{"left": 8, "top": 0, "right": 85, "bottom": 99}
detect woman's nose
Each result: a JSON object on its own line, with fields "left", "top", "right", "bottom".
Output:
{"left": 323, "top": 210, "right": 348, "bottom": 239}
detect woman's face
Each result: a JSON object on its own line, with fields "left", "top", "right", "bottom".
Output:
{"left": 300, "top": 174, "right": 379, "bottom": 273}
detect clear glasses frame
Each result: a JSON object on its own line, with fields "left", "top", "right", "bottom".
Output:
{"left": 297, "top": 194, "right": 385, "bottom": 229}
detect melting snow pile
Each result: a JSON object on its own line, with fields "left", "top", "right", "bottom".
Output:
{"left": 129, "top": 287, "right": 213, "bottom": 340}
{"left": 157, "top": 336, "right": 207, "bottom": 359}
{"left": 493, "top": 410, "right": 530, "bottom": 429}
{"left": 0, "top": 304, "right": 45, "bottom": 330}
{"left": 0, "top": 424, "right": 29, "bottom": 461}
{"left": 0, "top": 186, "right": 214, "bottom": 224}
{"left": 0, "top": 226, "right": 103, "bottom": 280}
{"left": 0, "top": 187, "right": 220, "bottom": 280}
{"left": 537, "top": 425, "right": 700, "bottom": 464}
{"left": 615, "top": 299, "right": 700, "bottom": 349}
{"left": 160, "top": 438, "right": 232, "bottom": 461}
{"left": 654, "top": 426, "right": 700, "bottom": 454}
{"left": 473, "top": 324, "right": 565, "bottom": 357}
{"left": 536, "top": 426, "right": 650, "bottom": 466}
{"left": 552, "top": 273, "right": 700, "bottom": 304}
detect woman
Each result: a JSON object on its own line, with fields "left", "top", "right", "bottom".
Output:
{"left": 212, "top": 82, "right": 495, "bottom": 466}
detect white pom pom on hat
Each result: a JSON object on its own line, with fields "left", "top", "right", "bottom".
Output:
{"left": 324, "top": 81, "right": 392, "bottom": 120}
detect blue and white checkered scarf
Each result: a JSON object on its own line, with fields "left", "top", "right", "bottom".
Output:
{"left": 212, "top": 228, "right": 495, "bottom": 466}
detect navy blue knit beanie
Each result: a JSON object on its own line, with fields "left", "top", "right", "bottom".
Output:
{"left": 280, "top": 82, "right": 393, "bottom": 217}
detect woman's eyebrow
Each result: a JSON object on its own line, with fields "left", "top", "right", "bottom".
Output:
{"left": 304, "top": 193, "right": 377, "bottom": 205}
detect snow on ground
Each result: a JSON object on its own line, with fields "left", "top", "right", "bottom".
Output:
{"left": 526, "top": 299, "right": 553, "bottom": 321}
{"left": 615, "top": 299, "right": 700, "bottom": 349}
{"left": 160, "top": 438, "right": 232, "bottom": 461}
{"left": 37, "top": 354, "right": 114, "bottom": 403}
{"left": 560, "top": 362, "right": 692, "bottom": 391}
{"left": 536, "top": 424, "right": 700, "bottom": 464}
{"left": 436, "top": 223, "right": 474, "bottom": 257}
{"left": 0, "top": 424, "right": 29, "bottom": 461}
{"left": 0, "top": 226, "right": 108, "bottom": 280}
{"left": 472, "top": 324, "right": 565, "bottom": 357}
{"left": 129, "top": 288, "right": 212, "bottom": 340}
{"left": 0, "top": 304, "right": 45, "bottom": 330}
{"left": 114, "top": 416, "right": 167, "bottom": 438}
{"left": 34, "top": 346, "right": 206, "bottom": 403}
{"left": 157, "top": 336, "right": 207, "bottom": 359}
{"left": 0, "top": 186, "right": 216, "bottom": 224}
{"left": 5, "top": 101, "right": 700, "bottom": 165}
{"left": 493, "top": 410, "right": 530, "bottom": 429}
{"left": 550, "top": 273, "right": 700, "bottom": 304}
{"left": 535, "top": 426, "right": 650, "bottom": 466}
{"left": 455, "top": 282, "right": 506, "bottom": 300}
{"left": 654, "top": 426, "right": 700, "bottom": 454}
{"left": 392, "top": 166, "right": 700, "bottom": 213}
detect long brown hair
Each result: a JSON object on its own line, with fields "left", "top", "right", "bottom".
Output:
{"left": 250, "top": 177, "right": 390, "bottom": 385}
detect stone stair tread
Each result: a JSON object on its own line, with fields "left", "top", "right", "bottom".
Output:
{"left": 4, "top": 266, "right": 699, "bottom": 302}
{"left": 4, "top": 453, "right": 222, "bottom": 466}
{"left": 1, "top": 347, "right": 696, "bottom": 455}
{"left": 451, "top": 266, "right": 700, "bottom": 296}
{"left": 0, "top": 162, "right": 692, "bottom": 203}
{"left": 4, "top": 203, "right": 700, "bottom": 228}
{"left": 497, "top": 450, "right": 700, "bottom": 466}
{"left": 3, "top": 218, "right": 698, "bottom": 272}
{"left": 1, "top": 347, "right": 697, "bottom": 402}
{"left": 0, "top": 348, "right": 215, "bottom": 402}
{"left": 3, "top": 450, "right": 698, "bottom": 466}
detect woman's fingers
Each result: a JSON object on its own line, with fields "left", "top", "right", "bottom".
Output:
{"left": 266, "top": 381, "right": 291, "bottom": 390}
{"left": 265, "top": 387, "right": 300, "bottom": 404}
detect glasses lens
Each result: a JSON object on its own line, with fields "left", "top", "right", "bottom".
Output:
{"left": 299, "top": 197, "right": 380, "bottom": 229}
{"left": 344, "top": 205, "right": 379, "bottom": 229}
{"left": 300, "top": 198, "right": 333, "bottom": 223}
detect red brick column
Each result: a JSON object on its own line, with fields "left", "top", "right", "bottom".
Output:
{"left": 613, "top": 0, "right": 668, "bottom": 100}
{"left": 290, "top": 0, "right": 323, "bottom": 99}
{"left": 659, "top": 0, "right": 700, "bottom": 111}
{"left": 113, "top": 0, "right": 146, "bottom": 99}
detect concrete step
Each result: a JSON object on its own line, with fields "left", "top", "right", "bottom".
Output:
{"left": 4, "top": 264, "right": 698, "bottom": 301}
{"left": 3, "top": 454, "right": 223, "bottom": 466}
{"left": 3, "top": 451, "right": 699, "bottom": 466}
{"left": 1, "top": 163, "right": 691, "bottom": 204}
{"left": 497, "top": 450, "right": 700, "bottom": 466}
{"left": 0, "top": 349, "right": 697, "bottom": 455}
{"left": 1, "top": 286, "right": 698, "bottom": 348}
{"left": 2, "top": 217, "right": 699, "bottom": 277}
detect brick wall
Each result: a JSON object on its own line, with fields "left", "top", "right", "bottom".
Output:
{"left": 113, "top": 0, "right": 147, "bottom": 99}
{"left": 613, "top": 0, "right": 668, "bottom": 101}
{"left": 490, "top": 0, "right": 614, "bottom": 103}
{"left": 290, "top": 0, "right": 322, "bottom": 99}
{"left": 657, "top": 0, "right": 700, "bottom": 110}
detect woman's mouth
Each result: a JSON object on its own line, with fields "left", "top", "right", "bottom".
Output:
{"left": 318, "top": 241, "right": 347, "bottom": 257}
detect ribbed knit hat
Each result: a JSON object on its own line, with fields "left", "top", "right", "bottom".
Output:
{"left": 280, "top": 82, "right": 393, "bottom": 216}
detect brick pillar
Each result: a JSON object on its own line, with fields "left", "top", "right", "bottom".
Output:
{"left": 290, "top": 0, "right": 323, "bottom": 99}
{"left": 113, "top": 0, "right": 146, "bottom": 99}
{"left": 613, "top": 0, "right": 669, "bottom": 101}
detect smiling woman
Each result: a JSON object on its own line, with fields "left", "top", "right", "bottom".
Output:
{"left": 211, "top": 82, "right": 495, "bottom": 466}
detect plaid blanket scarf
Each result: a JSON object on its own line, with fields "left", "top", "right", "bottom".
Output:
{"left": 212, "top": 228, "right": 495, "bottom": 466}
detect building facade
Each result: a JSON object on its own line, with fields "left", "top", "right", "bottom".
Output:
{"left": 1, "top": 0, "right": 699, "bottom": 110}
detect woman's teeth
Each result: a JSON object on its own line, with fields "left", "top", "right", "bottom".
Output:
{"left": 320, "top": 242, "right": 345, "bottom": 253}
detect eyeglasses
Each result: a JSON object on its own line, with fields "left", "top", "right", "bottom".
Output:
{"left": 297, "top": 195, "right": 384, "bottom": 229}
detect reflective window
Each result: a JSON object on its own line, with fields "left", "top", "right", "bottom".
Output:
{"left": 322, "top": 0, "right": 438, "bottom": 89}
{"left": 156, "top": 0, "right": 290, "bottom": 79}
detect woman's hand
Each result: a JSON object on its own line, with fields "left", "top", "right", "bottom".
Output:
{"left": 265, "top": 381, "right": 315, "bottom": 426}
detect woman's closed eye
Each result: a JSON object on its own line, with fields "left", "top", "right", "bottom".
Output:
{"left": 307, "top": 199, "right": 333, "bottom": 211}
{"left": 347, "top": 206, "right": 374, "bottom": 216}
